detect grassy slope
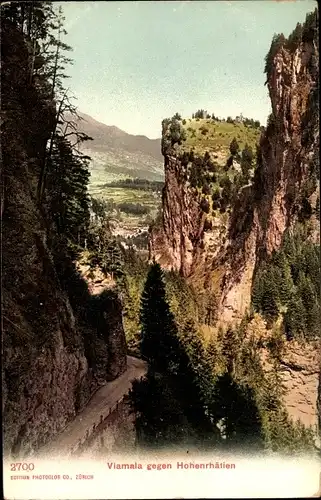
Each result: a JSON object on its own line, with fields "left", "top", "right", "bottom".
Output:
{"left": 88, "top": 117, "right": 260, "bottom": 232}
{"left": 178, "top": 117, "right": 260, "bottom": 159}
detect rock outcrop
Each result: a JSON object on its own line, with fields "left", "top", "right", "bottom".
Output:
{"left": 260, "top": 340, "right": 320, "bottom": 432}
{"left": 2, "top": 19, "right": 127, "bottom": 458}
{"left": 149, "top": 10, "right": 320, "bottom": 432}
{"left": 150, "top": 9, "right": 319, "bottom": 324}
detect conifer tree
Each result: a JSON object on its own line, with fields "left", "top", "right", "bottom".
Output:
{"left": 264, "top": 33, "right": 286, "bottom": 76}
{"left": 106, "top": 239, "right": 124, "bottom": 282}
{"left": 140, "top": 263, "right": 181, "bottom": 373}
{"left": 284, "top": 296, "right": 306, "bottom": 340}
{"left": 211, "top": 373, "right": 264, "bottom": 450}
{"left": 229, "top": 137, "right": 239, "bottom": 156}
{"left": 129, "top": 369, "right": 191, "bottom": 447}
{"left": 179, "top": 320, "right": 215, "bottom": 407}
{"left": 240, "top": 143, "right": 253, "bottom": 183}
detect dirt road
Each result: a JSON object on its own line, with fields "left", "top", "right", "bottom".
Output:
{"left": 39, "top": 356, "right": 147, "bottom": 457}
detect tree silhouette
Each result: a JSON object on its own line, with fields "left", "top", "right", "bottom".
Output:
{"left": 130, "top": 264, "right": 219, "bottom": 448}
{"left": 211, "top": 373, "right": 264, "bottom": 451}
{"left": 240, "top": 144, "right": 254, "bottom": 183}
{"left": 229, "top": 137, "right": 239, "bottom": 156}
{"left": 140, "top": 263, "right": 181, "bottom": 373}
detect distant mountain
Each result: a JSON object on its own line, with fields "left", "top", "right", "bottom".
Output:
{"left": 73, "top": 112, "right": 164, "bottom": 183}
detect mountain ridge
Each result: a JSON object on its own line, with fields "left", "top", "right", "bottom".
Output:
{"left": 72, "top": 111, "right": 164, "bottom": 182}
{"left": 76, "top": 111, "right": 162, "bottom": 158}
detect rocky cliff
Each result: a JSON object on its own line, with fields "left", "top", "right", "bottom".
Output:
{"left": 150, "top": 9, "right": 319, "bottom": 324}
{"left": 149, "top": 10, "right": 320, "bottom": 433}
{"left": 2, "top": 19, "right": 127, "bottom": 458}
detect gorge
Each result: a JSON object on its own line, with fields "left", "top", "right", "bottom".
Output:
{"left": 2, "top": 2, "right": 320, "bottom": 463}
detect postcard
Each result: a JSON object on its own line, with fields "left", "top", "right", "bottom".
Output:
{"left": 2, "top": 1, "right": 320, "bottom": 498}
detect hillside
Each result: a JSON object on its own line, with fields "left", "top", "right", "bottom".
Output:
{"left": 178, "top": 116, "right": 260, "bottom": 159}
{"left": 73, "top": 112, "right": 164, "bottom": 184}
{"left": 2, "top": 0, "right": 320, "bottom": 474}
{"left": 2, "top": 12, "right": 127, "bottom": 457}
{"left": 82, "top": 111, "right": 261, "bottom": 244}
{"left": 150, "top": 9, "right": 320, "bottom": 438}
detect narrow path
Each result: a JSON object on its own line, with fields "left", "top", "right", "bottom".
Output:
{"left": 40, "top": 356, "right": 147, "bottom": 457}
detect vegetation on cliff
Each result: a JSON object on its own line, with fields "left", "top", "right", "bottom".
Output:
{"left": 2, "top": 1, "right": 127, "bottom": 456}
{"left": 252, "top": 224, "right": 320, "bottom": 340}
{"left": 127, "top": 261, "right": 316, "bottom": 453}
{"left": 3, "top": 1, "right": 318, "bottom": 459}
{"left": 144, "top": 7, "right": 319, "bottom": 454}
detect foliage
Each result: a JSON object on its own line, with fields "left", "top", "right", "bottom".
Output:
{"left": 200, "top": 197, "right": 210, "bottom": 213}
{"left": 46, "top": 135, "right": 91, "bottom": 244}
{"left": 2, "top": 2, "right": 93, "bottom": 264}
{"left": 90, "top": 197, "right": 110, "bottom": 222}
{"left": 264, "top": 408, "right": 316, "bottom": 454}
{"left": 207, "top": 322, "right": 316, "bottom": 454}
{"left": 117, "top": 202, "right": 150, "bottom": 216}
{"left": 211, "top": 373, "right": 264, "bottom": 450}
{"left": 264, "top": 33, "right": 286, "bottom": 75}
{"left": 122, "top": 263, "right": 148, "bottom": 353}
{"left": 286, "top": 22, "right": 303, "bottom": 51}
{"left": 194, "top": 109, "right": 208, "bottom": 119}
{"left": 161, "top": 116, "right": 187, "bottom": 154}
{"left": 200, "top": 126, "right": 208, "bottom": 135}
{"left": 252, "top": 225, "right": 320, "bottom": 339}
{"left": 240, "top": 143, "right": 254, "bottom": 183}
{"left": 104, "top": 178, "right": 164, "bottom": 192}
{"left": 140, "top": 263, "right": 181, "bottom": 371}
{"left": 229, "top": 137, "right": 240, "bottom": 156}
{"left": 264, "top": 9, "right": 318, "bottom": 78}
{"left": 129, "top": 263, "right": 217, "bottom": 448}
{"left": 88, "top": 235, "right": 125, "bottom": 284}
{"left": 301, "top": 8, "right": 318, "bottom": 44}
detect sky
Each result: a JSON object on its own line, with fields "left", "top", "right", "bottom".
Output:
{"left": 58, "top": 0, "right": 317, "bottom": 139}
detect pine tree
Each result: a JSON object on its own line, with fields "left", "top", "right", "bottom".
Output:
{"left": 47, "top": 135, "right": 90, "bottom": 243}
{"left": 284, "top": 296, "right": 306, "bottom": 340}
{"left": 140, "top": 263, "right": 181, "bottom": 373}
{"left": 273, "top": 252, "right": 293, "bottom": 305}
{"left": 179, "top": 320, "right": 215, "bottom": 406}
{"left": 261, "top": 289, "right": 278, "bottom": 323}
{"left": 129, "top": 371, "right": 190, "bottom": 447}
{"left": 174, "top": 321, "right": 215, "bottom": 439}
{"left": 264, "top": 33, "right": 286, "bottom": 76}
{"left": 229, "top": 137, "right": 239, "bottom": 156}
{"left": 240, "top": 143, "right": 253, "bottom": 183}
{"left": 211, "top": 373, "right": 264, "bottom": 451}
{"left": 106, "top": 239, "right": 124, "bottom": 282}
{"left": 304, "top": 243, "right": 320, "bottom": 292}
{"left": 286, "top": 22, "right": 303, "bottom": 50}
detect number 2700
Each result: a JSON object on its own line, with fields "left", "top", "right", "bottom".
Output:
{"left": 10, "top": 463, "right": 34, "bottom": 471}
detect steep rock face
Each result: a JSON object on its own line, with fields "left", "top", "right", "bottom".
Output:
{"left": 149, "top": 156, "right": 206, "bottom": 275}
{"left": 260, "top": 340, "right": 321, "bottom": 431}
{"left": 2, "top": 20, "right": 127, "bottom": 458}
{"left": 279, "top": 343, "right": 320, "bottom": 431}
{"left": 150, "top": 12, "right": 319, "bottom": 324}
{"left": 149, "top": 13, "right": 320, "bottom": 432}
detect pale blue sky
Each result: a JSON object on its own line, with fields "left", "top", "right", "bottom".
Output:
{"left": 59, "top": 0, "right": 317, "bottom": 138}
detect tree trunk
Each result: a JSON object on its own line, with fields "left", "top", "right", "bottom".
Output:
{"left": 51, "top": 36, "right": 60, "bottom": 100}
{"left": 29, "top": 38, "right": 37, "bottom": 84}
{"left": 37, "top": 90, "right": 68, "bottom": 203}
